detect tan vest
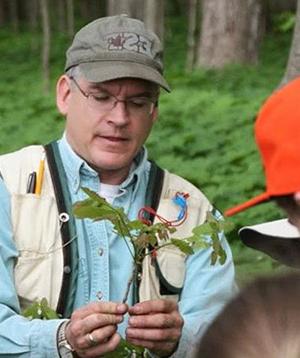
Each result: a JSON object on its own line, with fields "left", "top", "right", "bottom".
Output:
{"left": 0, "top": 145, "right": 211, "bottom": 311}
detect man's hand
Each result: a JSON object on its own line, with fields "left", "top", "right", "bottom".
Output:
{"left": 65, "top": 302, "right": 127, "bottom": 357}
{"left": 126, "top": 299, "right": 183, "bottom": 357}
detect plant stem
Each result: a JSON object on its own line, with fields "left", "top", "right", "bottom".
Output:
{"left": 143, "top": 242, "right": 174, "bottom": 257}
{"left": 114, "top": 210, "right": 136, "bottom": 260}
{"left": 122, "top": 264, "right": 138, "bottom": 304}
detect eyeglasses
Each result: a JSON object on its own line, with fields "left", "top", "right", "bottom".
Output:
{"left": 69, "top": 77, "right": 156, "bottom": 117}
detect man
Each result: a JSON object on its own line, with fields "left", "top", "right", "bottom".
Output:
{"left": 225, "top": 77, "right": 300, "bottom": 265}
{"left": 0, "top": 15, "right": 236, "bottom": 357}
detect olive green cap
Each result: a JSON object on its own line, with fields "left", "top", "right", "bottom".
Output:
{"left": 65, "top": 14, "right": 170, "bottom": 92}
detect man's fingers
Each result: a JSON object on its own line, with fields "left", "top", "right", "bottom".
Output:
{"left": 76, "top": 332, "right": 121, "bottom": 357}
{"left": 126, "top": 300, "right": 183, "bottom": 357}
{"left": 65, "top": 302, "right": 128, "bottom": 354}
{"left": 126, "top": 327, "right": 180, "bottom": 342}
{"left": 128, "top": 299, "right": 177, "bottom": 315}
{"left": 68, "top": 312, "right": 124, "bottom": 340}
{"left": 71, "top": 302, "right": 127, "bottom": 320}
{"left": 128, "top": 312, "right": 182, "bottom": 329}
{"left": 76, "top": 324, "right": 118, "bottom": 350}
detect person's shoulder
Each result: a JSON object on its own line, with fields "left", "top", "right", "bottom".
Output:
{"left": 0, "top": 144, "right": 44, "bottom": 161}
{"left": 0, "top": 145, "right": 45, "bottom": 177}
{"left": 162, "top": 168, "right": 210, "bottom": 204}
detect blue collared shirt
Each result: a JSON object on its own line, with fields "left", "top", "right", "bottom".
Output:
{"left": 0, "top": 137, "right": 237, "bottom": 357}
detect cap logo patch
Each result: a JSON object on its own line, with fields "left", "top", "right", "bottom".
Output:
{"left": 106, "top": 32, "right": 153, "bottom": 57}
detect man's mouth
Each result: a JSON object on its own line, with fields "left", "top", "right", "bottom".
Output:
{"left": 101, "top": 136, "right": 127, "bottom": 143}
{"left": 103, "top": 136, "right": 127, "bottom": 142}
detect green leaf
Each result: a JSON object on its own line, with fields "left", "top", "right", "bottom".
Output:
{"left": 187, "top": 235, "right": 210, "bottom": 250}
{"left": 82, "top": 187, "right": 108, "bottom": 204}
{"left": 219, "top": 247, "right": 227, "bottom": 265}
{"left": 127, "top": 220, "right": 145, "bottom": 231}
{"left": 211, "top": 251, "right": 218, "bottom": 265}
{"left": 171, "top": 238, "right": 194, "bottom": 255}
{"left": 73, "top": 205, "right": 109, "bottom": 220}
{"left": 104, "top": 338, "right": 147, "bottom": 357}
{"left": 22, "top": 298, "right": 59, "bottom": 320}
{"left": 192, "top": 222, "right": 214, "bottom": 236}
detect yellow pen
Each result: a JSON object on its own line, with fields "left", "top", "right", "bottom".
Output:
{"left": 35, "top": 157, "right": 45, "bottom": 195}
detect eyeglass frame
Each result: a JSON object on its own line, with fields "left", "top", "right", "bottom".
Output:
{"left": 68, "top": 76, "right": 158, "bottom": 116}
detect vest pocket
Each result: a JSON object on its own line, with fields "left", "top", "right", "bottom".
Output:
{"left": 139, "top": 246, "right": 186, "bottom": 302}
{"left": 11, "top": 194, "right": 63, "bottom": 310}
{"left": 155, "top": 246, "right": 186, "bottom": 296}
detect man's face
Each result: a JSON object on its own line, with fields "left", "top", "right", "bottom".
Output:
{"left": 57, "top": 76, "right": 158, "bottom": 184}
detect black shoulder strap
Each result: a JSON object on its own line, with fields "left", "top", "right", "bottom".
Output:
{"left": 44, "top": 141, "right": 78, "bottom": 318}
{"left": 143, "top": 162, "right": 182, "bottom": 297}
{"left": 134, "top": 160, "right": 165, "bottom": 303}
{"left": 144, "top": 160, "right": 165, "bottom": 223}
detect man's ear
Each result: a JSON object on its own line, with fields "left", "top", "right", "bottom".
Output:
{"left": 56, "top": 75, "right": 71, "bottom": 116}
{"left": 293, "top": 192, "right": 300, "bottom": 206}
{"left": 151, "top": 105, "right": 159, "bottom": 124}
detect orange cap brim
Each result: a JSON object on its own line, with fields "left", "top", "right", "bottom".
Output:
{"left": 225, "top": 192, "right": 270, "bottom": 217}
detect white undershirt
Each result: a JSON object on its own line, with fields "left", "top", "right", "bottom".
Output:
{"left": 99, "top": 183, "right": 120, "bottom": 204}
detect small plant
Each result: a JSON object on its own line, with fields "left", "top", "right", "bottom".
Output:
{"left": 22, "top": 298, "right": 59, "bottom": 320}
{"left": 72, "top": 187, "right": 231, "bottom": 357}
{"left": 22, "top": 187, "right": 231, "bottom": 357}
{"left": 73, "top": 188, "right": 229, "bottom": 303}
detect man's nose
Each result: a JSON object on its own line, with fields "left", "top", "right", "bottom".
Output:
{"left": 107, "top": 100, "right": 130, "bottom": 125}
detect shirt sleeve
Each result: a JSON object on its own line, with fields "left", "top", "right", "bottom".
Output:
{"left": 173, "top": 214, "right": 238, "bottom": 357}
{"left": 0, "top": 178, "right": 62, "bottom": 357}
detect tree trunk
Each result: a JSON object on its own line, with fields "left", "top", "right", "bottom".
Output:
{"left": 40, "top": 0, "right": 51, "bottom": 94}
{"left": 106, "top": 0, "right": 135, "bottom": 17}
{"left": 186, "top": 0, "right": 199, "bottom": 71}
{"left": 267, "top": 0, "right": 296, "bottom": 12}
{"left": 56, "top": 0, "right": 66, "bottom": 33}
{"left": 90, "top": 0, "right": 105, "bottom": 18}
{"left": 196, "top": 0, "right": 264, "bottom": 69}
{"left": 106, "top": 0, "right": 164, "bottom": 39}
{"left": 280, "top": 0, "right": 300, "bottom": 86}
{"left": 0, "top": 0, "right": 6, "bottom": 26}
{"left": 80, "top": 0, "right": 105, "bottom": 21}
{"left": 143, "top": 0, "right": 164, "bottom": 40}
{"left": 107, "top": 0, "right": 140, "bottom": 18}
{"left": 26, "top": 0, "right": 39, "bottom": 31}
{"left": 66, "top": 0, "right": 74, "bottom": 38}
{"left": 8, "top": 0, "right": 19, "bottom": 32}
{"left": 25, "top": 0, "right": 39, "bottom": 52}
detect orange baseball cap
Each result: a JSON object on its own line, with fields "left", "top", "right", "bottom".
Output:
{"left": 225, "top": 77, "right": 300, "bottom": 217}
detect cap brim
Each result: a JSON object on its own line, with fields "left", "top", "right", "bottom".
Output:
{"left": 224, "top": 192, "right": 270, "bottom": 217}
{"left": 239, "top": 218, "right": 300, "bottom": 268}
{"left": 77, "top": 61, "right": 171, "bottom": 92}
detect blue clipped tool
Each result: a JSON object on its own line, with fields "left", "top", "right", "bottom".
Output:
{"left": 172, "top": 192, "right": 189, "bottom": 221}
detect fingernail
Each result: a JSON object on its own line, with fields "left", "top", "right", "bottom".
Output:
{"left": 130, "top": 304, "right": 142, "bottom": 313}
{"left": 128, "top": 317, "right": 136, "bottom": 325}
{"left": 116, "top": 303, "right": 127, "bottom": 313}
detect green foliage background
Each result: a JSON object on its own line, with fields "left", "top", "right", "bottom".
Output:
{"left": 0, "top": 17, "right": 295, "bottom": 283}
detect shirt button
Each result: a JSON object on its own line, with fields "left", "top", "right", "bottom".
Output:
{"left": 98, "top": 248, "right": 104, "bottom": 256}
{"left": 63, "top": 266, "right": 71, "bottom": 274}
{"left": 96, "top": 291, "right": 103, "bottom": 300}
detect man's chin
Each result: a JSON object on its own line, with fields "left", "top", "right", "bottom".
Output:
{"left": 89, "top": 156, "right": 132, "bottom": 173}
